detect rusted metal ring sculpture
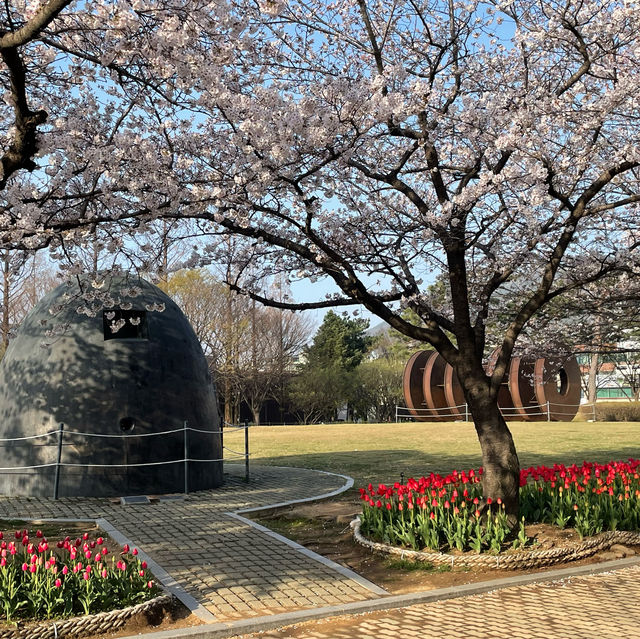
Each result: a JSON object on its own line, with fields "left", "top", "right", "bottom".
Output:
{"left": 402, "top": 350, "right": 581, "bottom": 422}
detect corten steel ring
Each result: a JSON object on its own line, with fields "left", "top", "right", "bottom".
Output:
{"left": 443, "top": 361, "right": 466, "bottom": 419}
{"left": 509, "top": 356, "right": 543, "bottom": 420}
{"left": 533, "top": 356, "right": 581, "bottom": 421}
{"left": 422, "top": 351, "right": 456, "bottom": 420}
{"left": 402, "top": 350, "right": 434, "bottom": 421}
{"left": 403, "top": 351, "right": 582, "bottom": 422}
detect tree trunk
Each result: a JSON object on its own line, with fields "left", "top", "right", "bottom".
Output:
{"left": 587, "top": 352, "right": 598, "bottom": 404}
{"left": 1, "top": 251, "right": 9, "bottom": 354}
{"left": 223, "top": 377, "right": 232, "bottom": 424}
{"left": 463, "top": 373, "right": 521, "bottom": 523}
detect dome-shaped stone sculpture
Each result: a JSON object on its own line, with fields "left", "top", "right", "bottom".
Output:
{"left": 0, "top": 274, "right": 223, "bottom": 497}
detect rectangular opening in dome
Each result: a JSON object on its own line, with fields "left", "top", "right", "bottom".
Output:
{"left": 103, "top": 309, "right": 148, "bottom": 340}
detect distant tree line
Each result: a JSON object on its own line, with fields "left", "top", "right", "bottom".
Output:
{"left": 163, "top": 271, "right": 416, "bottom": 424}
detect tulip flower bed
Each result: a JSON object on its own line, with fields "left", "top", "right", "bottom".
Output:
{"left": 359, "top": 459, "right": 640, "bottom": 554}
{"left": 0, "top": 528, "right": 159, "bottom": 622}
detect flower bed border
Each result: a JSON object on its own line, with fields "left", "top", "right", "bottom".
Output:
{"left": 351, "top": 517, "right": 640, "bottom": 570}
{"left": 0, "top": 594, "right": 173, "bottom": 639}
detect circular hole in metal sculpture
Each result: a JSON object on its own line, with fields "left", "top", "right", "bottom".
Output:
{"left": 119, "top": 416, "right": 135, "bottom": 432}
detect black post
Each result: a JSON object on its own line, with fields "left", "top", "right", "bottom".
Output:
{"left": 244, "top": 420, "right": 249, "bottom": 483}
{"left": 53, "top": 422, "right": 64, "bottom": 500}
{"left": 184, "top": 420, "right": 189, "bottom": 494}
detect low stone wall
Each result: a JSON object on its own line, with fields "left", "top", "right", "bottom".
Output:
{"left": 0, "top": 594, "right": 173, "bottom": 639}
{"left": 351, "top": 518, "right": 640, "bottom": 570}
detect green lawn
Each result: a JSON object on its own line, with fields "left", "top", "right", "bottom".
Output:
{"left": 224, "top": 420, "right": 640, "bottom": 489}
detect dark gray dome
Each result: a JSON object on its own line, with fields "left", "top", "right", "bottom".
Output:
{"left": 0, "top": 274, "right": 223, "bottom": 497}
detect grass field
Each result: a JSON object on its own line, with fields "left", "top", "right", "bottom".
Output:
{"left": 224, "top": 420, "right": 640, "bottom": 489}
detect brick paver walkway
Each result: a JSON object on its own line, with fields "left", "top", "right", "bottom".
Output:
{"left": 241, "top": 564, "right": 640, "bottom": 638}
{"left": 0, "top": 464, "right": 381, "bottom": 621}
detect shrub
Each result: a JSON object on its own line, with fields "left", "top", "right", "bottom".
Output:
{"left": 594, "top": 401, "right": 640, "bottom": 422}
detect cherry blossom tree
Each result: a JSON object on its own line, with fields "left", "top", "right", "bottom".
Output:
{"left": 3, "top": 0, "right": 640, "bottom": 517}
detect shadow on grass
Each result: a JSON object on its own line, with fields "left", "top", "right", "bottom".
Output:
{"left": 251, "top": 445, "right": 640, "bottom": 488}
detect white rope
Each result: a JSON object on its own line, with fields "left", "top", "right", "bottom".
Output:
{"left": 186, "top": 426, "right": 225, "bottom": 434}
{"left": 64, "top": 427, "right": 186, "bottom": 438}
{"left": 0, "top": 430, "right": 59, "bottom": 442}
{"left": 0, "top": 462, "right": 58, "bottom": 471}
{"left": 59, "top": 457, "right": 225, "bottom": 468}
{"left": 223, "top": 422, "right": 249, "bottom": 430}
{"left": 223, "top": 446, "right": 246, "bottom": 457}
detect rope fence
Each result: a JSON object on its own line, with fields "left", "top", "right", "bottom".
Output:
{"left": 395, "top": 401, "right": 597, "bottom": 422}
{"left": 0, "top": 419, "right": 251, "bottom": 499}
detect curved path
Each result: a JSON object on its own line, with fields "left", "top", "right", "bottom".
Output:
{"left": 0, "top": 464, "right": 385, "bottom": 622}
{"left": 241, "top": 563, "right": 640, "bottom": 638}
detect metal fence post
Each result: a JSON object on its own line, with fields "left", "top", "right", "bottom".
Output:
{"left": 464, "top": 403, "right": 469, "bottom": 422}
{"left": 53, "top": 422, "right": 64, "bottom": 500}
{"left": 244, "top": 420, "right": 250, "bottom": 483}
{"left": 183, "top": 420, "right": 189, "bottom": 494}
{"left": 546, "top": 401, "right": 551, "bottom": 421}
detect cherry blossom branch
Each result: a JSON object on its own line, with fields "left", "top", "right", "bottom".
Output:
{"left": 225, "top": 281, "right": 403, "bottom": 311}
{"left": 0, "top": 0, "right": 70, "bottom": 48}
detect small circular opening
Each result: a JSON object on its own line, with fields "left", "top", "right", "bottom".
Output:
{"left": 556, "top": 369, "right": 569, "bottom": 396}
{"left": 119, "top": 416, "right": 135, "bottom": 432}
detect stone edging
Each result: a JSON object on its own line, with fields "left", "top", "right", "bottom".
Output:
{"left": 351, "top": 517, "right": 640, "bottom": 570}
{"left": 0, "top": 594, "right": 173, "bottom": 639}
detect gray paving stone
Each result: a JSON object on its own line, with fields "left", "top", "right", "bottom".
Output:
{"left": 0, "top": 464, "right": 378, "bottom": 622}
